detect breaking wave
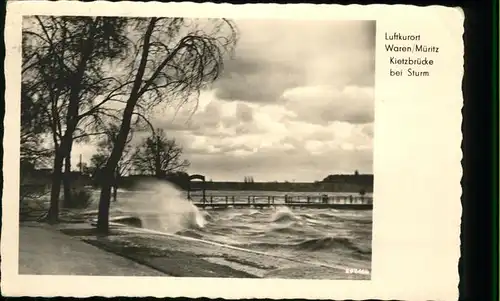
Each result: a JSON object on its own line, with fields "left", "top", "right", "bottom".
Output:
{"left": 111, "top": 180, "right": 206, "bottom": 233}
{"left": 106, "top": 189, "right": 372, "bottom": 268}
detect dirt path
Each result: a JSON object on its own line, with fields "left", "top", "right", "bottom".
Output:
{"left": 19, "top": 223, "right": 165, "bottom": 276}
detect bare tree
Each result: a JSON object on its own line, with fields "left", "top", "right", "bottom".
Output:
{"left": 22, "top": 16, "right": 130, "bottom": 223}
{"left": 96, "top": 17, "right": 238, "bottom": 233}
{"left": 132, "top": 128, "right": 189, "bottom": 177}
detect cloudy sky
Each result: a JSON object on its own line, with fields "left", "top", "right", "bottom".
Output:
{"left": 74, "top": 19, "right": 375, "bottom": 182}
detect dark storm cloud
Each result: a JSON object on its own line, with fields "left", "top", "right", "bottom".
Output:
{"left": 74, "top": 20, "right": 376, "bottom": 181}
{"left": 213, "top": 20, "right": 376, "bottom": 106}
{"left": 214, "top": 55, "right": 302, "bottom": 103}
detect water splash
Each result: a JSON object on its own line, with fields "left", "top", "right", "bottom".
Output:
{"left": 114, "top": 179, "right": 206, "bottom": 233}
{"left": 270, "top": 206, "right": 299, "bottom": 223}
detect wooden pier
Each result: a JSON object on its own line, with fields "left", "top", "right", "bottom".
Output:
{"left": 186, "top": 174, "right": 373, "bottom": 211}
{"left": 190, "top": 194, "right": 373, "bottom": 210}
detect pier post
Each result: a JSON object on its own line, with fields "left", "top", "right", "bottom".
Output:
{"left": 202, "top": 187, "right": 206, "bottom": 205}
{"left": 321, "top": 194, "right": 328, "bottom": 204}
{"left": 188, "top": 193, "right": 372, "bottom": 210}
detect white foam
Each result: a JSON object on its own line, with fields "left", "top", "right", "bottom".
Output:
{"left": 113, "top": 180, "right": 206, "bottom": 233}
{"left": 125, "top": 225, "right": 348, "bottom": 272}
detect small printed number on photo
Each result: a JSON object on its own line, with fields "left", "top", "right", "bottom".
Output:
{"left": 345, "top": 268, "right": 370, "bottom": 275}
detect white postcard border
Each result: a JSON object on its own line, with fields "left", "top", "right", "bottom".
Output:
{"left": 3, "top": 2, "right": 464, "bottom": 300}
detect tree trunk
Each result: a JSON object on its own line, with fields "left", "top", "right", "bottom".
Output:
{"left": 46, "top": 19, "right": 101, "bottom": 223}
{"left": 97, "top": 111, "right": 134, "bottom": 234}
{"left": 47, "top": 149, "right": 64, "bottom": 224}
{"left": 63, "top": 153, "right": 72, "bottom": 207}
{"left": 59, "top": 19, "right": 96, "bottom": 207}
{"left": 97, "top": 180, "right": 112, "bottom": 233}
{"left": 96, "top": 19, "right": 157, "bottom": 234}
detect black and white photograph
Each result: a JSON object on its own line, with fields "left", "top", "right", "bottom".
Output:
{"left": 18, "top": 14, "right": 375, "bottom": 279}
{"left": 4, "top": 2, "right": 464, "bottom": 300}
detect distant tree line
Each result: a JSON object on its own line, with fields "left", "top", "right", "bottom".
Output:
{"left": 117, "top": 171, "right": 373, "bottom": 193}
{"left": 243, "top": 176, "right": 255, "bottom": 183}
{"left": 322, "top": 172, "right": 373, "bottom": 186}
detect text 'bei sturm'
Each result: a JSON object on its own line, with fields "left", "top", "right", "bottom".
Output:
{"left": 384, "top": 32, "right": 440, "bottom": 77}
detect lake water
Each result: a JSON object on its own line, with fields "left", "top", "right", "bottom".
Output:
{"left": 88, "top": 182, "right": 373, "bottom": 273}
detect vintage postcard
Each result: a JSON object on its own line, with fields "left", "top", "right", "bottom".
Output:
{"left": 3, "top": 1, "right": 463, "bottom": 300}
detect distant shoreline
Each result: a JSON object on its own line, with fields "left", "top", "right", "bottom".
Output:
{"left": 22, "top": 172, "right": 374, "bottom": 194}
{"left": 186, "top": 187, "right": 372, "bottom": 194}
{"left": 117, "top": 181, "right": 373, "bottom": 194}
{"left": 186, "top": 181, "right": 372, "bottom": 194}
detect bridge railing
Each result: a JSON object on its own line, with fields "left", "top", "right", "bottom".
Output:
{"left": 188, "top": 194, "right": 373, "bottom": 205}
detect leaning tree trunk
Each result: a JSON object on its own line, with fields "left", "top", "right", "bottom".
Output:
{"left": 97, "top": 178, "right": 113, "bottom": 232}
{"left": 96, "top": 19, "right": 157, "bottom": 234}
{"left": 97, "top": 121, "right": 133, "bottom": 233}
{"left": 97, "top": 102, "right": 139, "bottom": 233}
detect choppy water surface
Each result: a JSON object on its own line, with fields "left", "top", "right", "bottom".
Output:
{"left": 90, "top": 181, "right": 372, "bottom": 271}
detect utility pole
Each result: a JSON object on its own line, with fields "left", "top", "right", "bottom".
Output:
{"left": 79, "top": 154, "right": 82, "bottom": 173}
